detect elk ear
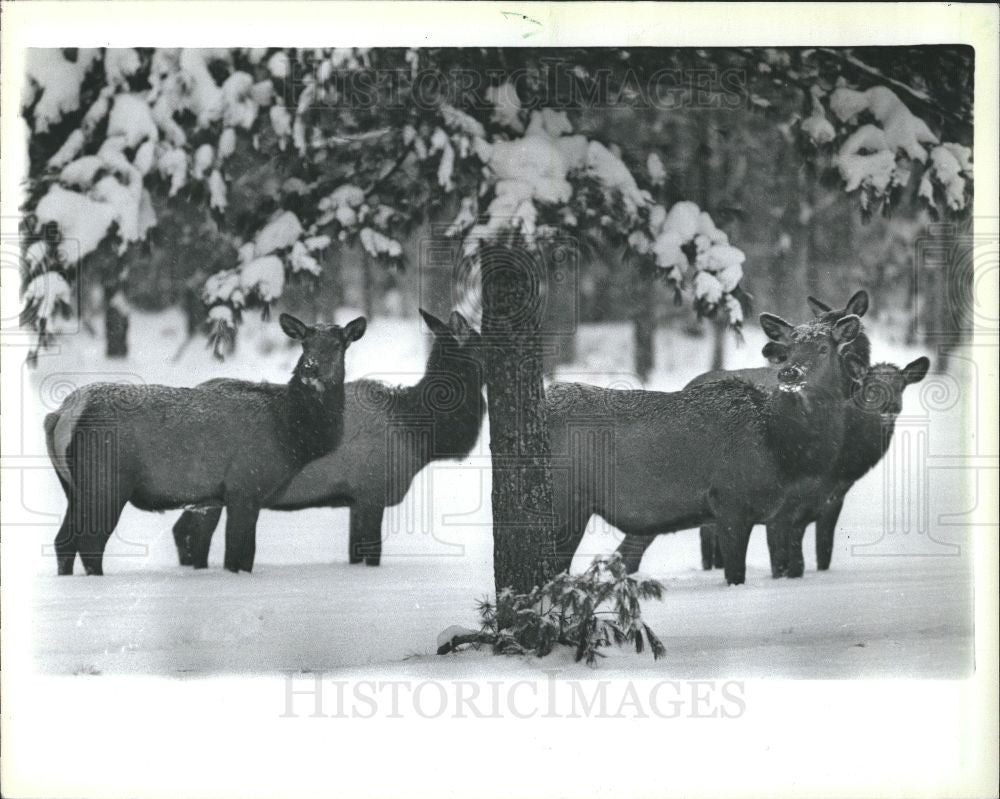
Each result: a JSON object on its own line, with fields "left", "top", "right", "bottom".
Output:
{"left": 279, "top": 313, "right": 309, "bottom": 340}
{"left": 448, "top": 311, "right": 478, "bottom": 344}
{"left": 762, "top": 341, "right": 788, "bottom": 364}
{"left": 806, "top": 296, "right": 832, "bottom": 317}
{"left": 419, "top": 308, "right": 452, "bottom": 340}
{"left": 844, "top": 290, "right": 869, "bottom": 318}
{"left": 903, "top": 356, "right": 930, "bottom": 385}
{"left": 343, "top": 316, "right": 367, "bottom": 343}
{"left": 843, "top": 353, "right": 867, "bottom": 382}
{"left": 759, "top": 313, "right": 794, "bottom": 344}
{"left": 832, "top": 314, "right": 861, "bottom": 345}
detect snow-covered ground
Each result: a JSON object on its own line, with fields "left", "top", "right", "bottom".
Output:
{"left": 6, "top": 308, "right": 976, "bottom": 677}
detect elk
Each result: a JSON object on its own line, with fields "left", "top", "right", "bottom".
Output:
{"left": 615, "top": 290, "right": 873, "bottom": 574}
{"left": 547, "top": 313, "right": 865, "bottom": 585}
{"left": 778, "top": 356, "right": 930, "bottom": 575}
{"left": 44, "top": 314, "right": 366, "bottom": 575}
{"left": 172, "top": 309, "right": 485, "bottom": 568}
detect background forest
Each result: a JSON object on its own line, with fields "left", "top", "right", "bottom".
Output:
{"left": 20, "top": 46, "right": 974, "bottom": 379}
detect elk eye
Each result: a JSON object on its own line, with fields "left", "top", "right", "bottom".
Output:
{"left": 819, "top": 345, "right": 830, "bottom": 355}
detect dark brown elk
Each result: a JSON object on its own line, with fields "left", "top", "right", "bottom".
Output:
{"left": 779, "top": 357, "right": 930, "bottom": 575}
{"left": 171, "top": 309, "right": 485, "bottom": 568}
{"left": 686, "top": 291, "right": 872, "bottom": 394}
{"left": 44, "top": 314, "right": 366, "bottom": 575}
{"left": 547, "top": 312, "right": 866, "bottom": 585}
{"left": 616, "top": 290, "right": 873, "bottom": 574}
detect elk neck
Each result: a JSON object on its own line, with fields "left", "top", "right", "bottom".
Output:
{"left": 833, "top": 399, "right": 898, "bottom": 481}
{"left": 286, "top": 369, "right": 347, "bottom": 463}
{"left": 406, "top": 342, "right": 485, "bottom": 458}
{"left": 764, "top": 381, "right": 845, "bottom": 477}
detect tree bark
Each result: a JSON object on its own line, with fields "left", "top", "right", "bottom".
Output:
{"left": 361, "top": 251, "right": 375, "bottom": 319}
{"left": 799, "top": 158, "right": 821, "bottom": 299}
{"left": 104, "top": 285, "right": 129, "bottom": 358}
{"left": 631, "top": 271, "right": 656, "bottom": 383}
{"left": 541, "top": 244, "right": 578, "bottom": 377}
{"left": 480, "top": 244, "right": 559, "bottom": 595}
{"left": 710, "top": 316, "right": 726, "bottom": 371}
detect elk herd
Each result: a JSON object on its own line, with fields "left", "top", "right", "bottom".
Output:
{"left": 45, "top": 292, "right": 928, "bottom": 586}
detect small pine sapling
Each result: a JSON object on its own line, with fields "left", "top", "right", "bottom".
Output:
{"left": 437, "top": 554, "right": 666, "bottom": 665}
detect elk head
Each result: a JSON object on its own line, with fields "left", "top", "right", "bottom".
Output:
{"left": 759, "top": 313, "right": 867, "bottom": 396}
{"left": 806, "top": 290, "right": 872, "bottom": 366}
{"left": 853, "top": 357, "right": 930, "bottom": 417}
{"left": 282, "top": 313, "right": 367, "bottom": 392}
{"left": 419, "top": 308, "right": 484, "bottom": 365}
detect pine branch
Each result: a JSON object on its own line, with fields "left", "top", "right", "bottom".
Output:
{"left": 363, "top": 138, "right": 417, "bottom": 200}
{"left": 436, "top": 630, "right": 494, "bottom": 655}
{"left": 813, "top": 47, "right": 972, "bottom": 138}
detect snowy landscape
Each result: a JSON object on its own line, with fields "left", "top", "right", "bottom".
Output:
{"left": 3, "top": 27, "right": 995, "bottom": 799}
{"left": 11, "top": 309, "right": 974, "bottom": 678}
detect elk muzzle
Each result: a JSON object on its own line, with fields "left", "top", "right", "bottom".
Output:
{"left": 777, "top": 364, "right": 806, "bottom": 392}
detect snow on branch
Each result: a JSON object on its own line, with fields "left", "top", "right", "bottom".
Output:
{"left": 22, "top": 49, "right": 276, "bottom": 325}
{"left": 801, "top": 80, "right": 972, "bottom": 215}
{"left": 22, "top": 48, "right": 753, "bottom": 352}
{"left": 455, "top": 107, "right": 747, "bottom": 330}
{"left": 813, "top": 48, "right": 971, "bottom": 138}
{"left": 23, "top": 49, "right": 101, "bottom": 133}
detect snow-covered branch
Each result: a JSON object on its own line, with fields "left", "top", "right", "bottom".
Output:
{"left": 800, "top": 80, "right": 973, "bottom": 215}
{"left": 453, "top": 92, "right": 748, "bottom": 330}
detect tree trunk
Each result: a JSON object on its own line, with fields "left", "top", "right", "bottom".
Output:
{"left": 799, "top": 159, "right": 821, "bottom": 299}
{"left": 710, "top": 317, "right": 726, "bottom": 371}
{"left": 541, "top": 245, "right": 578, "bottom": 378}
{"left": 631, "top": 271, "right": 656, "bottom": 383}
{"left": 921, "top": 221, "right": 966, "bottom": 373}
{"left": 361, "top": 251, "right": 375, "bottom": 319}
{"left": 480, "top": 244, "right": 559, "bottom": 595}
{"left": 104, "top": 285, "right": 129, "bottom": 358}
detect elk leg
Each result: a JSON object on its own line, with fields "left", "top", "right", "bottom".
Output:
{"left": 550, "top": 518, "right": 576, "bottom": 575}
{"left": 223, "top": 497, "right": 260, "bottom": 574}
{"left": 784, "top": 523, "right": 808, "bottom": 578}
{"left": 713, "top": 535, "right": 724, "bottom": 568}
{"left": 616, "top": 534, "right": 655, "bottom": 573}
{"left": 173, "top": 510, "right": 196, "bottom": 566}
{"left": 77, "top": 497, "right": 127, "bottom": 576}
{"left": 766, "top": 523, "right": 789, "bottom": 578}
{"left": 173, "top": 524, "right": 193, "bottom": 565}
{"left": 348, "top": 506, "right": 363, "bottom": 565}
{"left": 550, "top": 497, "right": 591, "bottom": 575}
{"left": 362, "top": 505, "right": 386, "bottom": 567}
{"left": 349, "top": 503, "right": 385, "bottom": 566}
{"left": 365, "top": 507, "right": 385, "bottom": 566}
{"left": 191, "top": 507, "right": 223, "bottom": 569}
{"left": 700, "top": 524, "right": 718, "bottom": 570}
{"left": 815, "top": 497, "right": 844, "bottom": 571}
{"left": 175, "top": 507, "right": 222, "bottom": 569}
{"left": 54, "top": 507, "right": 78, "bottom": 576}
{"left": 718, "top": 521, "right": 752, "bottom": 586}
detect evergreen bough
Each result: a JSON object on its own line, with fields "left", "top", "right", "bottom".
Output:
{"left": 438, "top": 554, "right": 666, "bottom": 665}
